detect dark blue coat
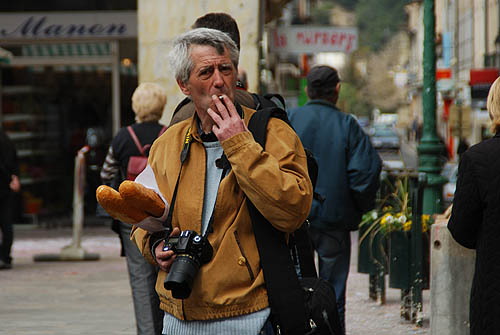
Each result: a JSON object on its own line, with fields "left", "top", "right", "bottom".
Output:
{"left": 288, "top": 100, "right": 381, "bottom": 231}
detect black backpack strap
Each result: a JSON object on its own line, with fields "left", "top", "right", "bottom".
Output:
{"left": 290, "top": 222, "right": 317, "bottom": 278}
{"left": 247, "top": 109, "right": 317, "bottom": 334}
{"left": 247, "top": 107, "right": 289, "bottom": 147}
{"left": 247, "top": 202, "right": 307, "bottom": 334}
{"left": 251, "top": 93, "right": 262, "bottom": 111}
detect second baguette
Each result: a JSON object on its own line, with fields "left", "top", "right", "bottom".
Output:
{"left": 118, "top": 180, "right": 165, "bottom": 218}
{"left": 96, "top": 185, "right": 148, "bottom": 223}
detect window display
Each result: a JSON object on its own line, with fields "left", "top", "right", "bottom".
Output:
{"left": 1, "top": 65, "right": 136, "bottom": 223}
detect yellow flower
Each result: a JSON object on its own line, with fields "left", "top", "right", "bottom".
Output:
{"left": 422, "top": 222, "right": 428, "bottom": 233}
{"left": 400, "top": 219, "right": 430, "bottom": 232}
{"left": 422, "top": 214, "right": 430, "bottom": 225}
{"left": 381, "top": 213, "right": 394, "bottom": 225}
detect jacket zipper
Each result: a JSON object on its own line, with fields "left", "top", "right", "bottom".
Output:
{"left": 233, "top": 231, "right": 255, "bottom": 281}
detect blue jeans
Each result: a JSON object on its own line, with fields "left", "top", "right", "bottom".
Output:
{"left": 309, "top": 227, "right": 351, "bottom": 335}
{"left": 119, "top": 222, "right": 163, "bottom": 335}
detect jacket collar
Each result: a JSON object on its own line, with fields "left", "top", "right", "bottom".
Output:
{"left": 305, "top": 99, "right": 339, "bottom": 110}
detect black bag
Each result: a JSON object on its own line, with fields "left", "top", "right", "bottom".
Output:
{"left": 247, "top": 108, "right": 341, "bottom": 335}
{"left": 300, "top": 277, "right": 341, "bottom": 334}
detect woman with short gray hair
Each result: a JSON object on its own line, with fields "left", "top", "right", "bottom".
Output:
{"left": 132, "top": 82, "right": 167, "bottom": 123}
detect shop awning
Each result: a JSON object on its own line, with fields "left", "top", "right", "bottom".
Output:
{"left": 15, "top": 42, "right": 136, "bottom": 76}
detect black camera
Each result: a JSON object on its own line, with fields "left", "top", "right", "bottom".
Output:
{"left": 162, "top": 229, "right": 213, "bottom": 299}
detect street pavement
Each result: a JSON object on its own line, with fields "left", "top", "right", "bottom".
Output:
{"left": 0, "top": 221, "right": 429, "bottom": 335}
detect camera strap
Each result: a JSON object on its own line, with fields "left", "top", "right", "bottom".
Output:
{"left": 163, "top": 125, "right": 228, "bottom": 238}
{"left": 163, "top": 127, "right": 192, "bottom": 230}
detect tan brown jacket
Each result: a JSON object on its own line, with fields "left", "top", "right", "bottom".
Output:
{"left": 132, "top": 105, "right": 312, "bottom": 320}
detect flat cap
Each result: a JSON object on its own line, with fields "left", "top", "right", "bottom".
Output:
{"left": 307, "top": 65, "right": 340, "bottom": 89}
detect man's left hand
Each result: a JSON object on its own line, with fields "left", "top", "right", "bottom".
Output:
{"left": 207, "top": 94, "right": 248, "bottom": 142}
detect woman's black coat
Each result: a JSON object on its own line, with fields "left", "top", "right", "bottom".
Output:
{"left": 448, "top": 133, "right": 500, "bottom": 334}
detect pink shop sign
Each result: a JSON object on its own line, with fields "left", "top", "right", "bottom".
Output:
{"left": 270, "top": 26, "right": 358, "bottom": 54}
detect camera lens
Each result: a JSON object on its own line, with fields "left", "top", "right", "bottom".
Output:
{"left": 164, "top": 254, "right": 201, "bottom": 299}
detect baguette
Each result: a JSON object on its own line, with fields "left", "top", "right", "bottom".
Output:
{"left": 96, "top": 185, "right": 148, "bottom": 223}
{"left": 118, "top": 180, "right": 165, "bottom": 217}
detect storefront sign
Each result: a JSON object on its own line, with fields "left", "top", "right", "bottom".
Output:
{"left": 0, "top": 11, "right": 136, "bottom": 40}
{"left": 269, "top": 26, "right": 358, "bottom": 54}
{"left": 469, "top": 68, "right": 499, "bottom": 86}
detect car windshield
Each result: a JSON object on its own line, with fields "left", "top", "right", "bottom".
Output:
{"left": 449, "top": 167, "right": 458, "bottom": 182}
{"left": 373, "top": 128, "right": 397, "bottom": 137}
{"left": 441, "top": 163, "right": 458, "bottom": 182}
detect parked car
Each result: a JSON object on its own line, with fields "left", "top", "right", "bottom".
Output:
{"left": 369, "top": 126, "right": 400, "bottom": 150}
{"left": 382, "top": 159, "right": 405, "bottom": 170}
{"left": 441, "top": 162, "right": 458, "bottom": 208}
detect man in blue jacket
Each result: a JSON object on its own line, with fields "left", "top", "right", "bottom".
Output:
{"left": 288, "top": 65, "right": 382, "bottom": 334}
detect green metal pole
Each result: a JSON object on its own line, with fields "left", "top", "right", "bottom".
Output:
{"left": 418, "top": 0, "right": 447, "bottom": 215}
{"left": 298, "top": 77, "right": 308, "bottom": 106}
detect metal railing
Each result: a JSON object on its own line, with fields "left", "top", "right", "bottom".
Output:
{"left": 358, "top": 169, "right": 427, "bottom": 326}
{"left": 33, "top": 146, "right": 100, "bottom": 262}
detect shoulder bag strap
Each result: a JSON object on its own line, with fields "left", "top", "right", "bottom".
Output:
{"left": 247, "top": 202, "right": 306, "bottom": 334}
{"left": 127, "top": 126, "right": 146, "bottom": 157}
{"left": 290, "top": 222, "right": 318, "bottom": 278}
{"left": 248, "top": 108, "right": 316, "bottom": 276}
{"left": 247, "top": 110, "right": 313, "bottom": 334}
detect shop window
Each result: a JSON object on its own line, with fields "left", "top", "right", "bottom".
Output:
{"left": 1, "top": 63, "right": 136, "bottom": 223}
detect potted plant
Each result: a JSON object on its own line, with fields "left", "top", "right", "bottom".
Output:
{"left": 358, "top": 174, "right": 432, "bottom": 290}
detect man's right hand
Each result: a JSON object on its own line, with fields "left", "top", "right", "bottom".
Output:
{"left": 155, "top": 227, "right": 180, "bottom": 272}
{"left": 207, "top": 94, "right": 248, "bottom": 142}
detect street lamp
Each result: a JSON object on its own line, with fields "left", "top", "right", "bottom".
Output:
{"left": 419, "top": 0, "right": 447, "bottom": 214}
